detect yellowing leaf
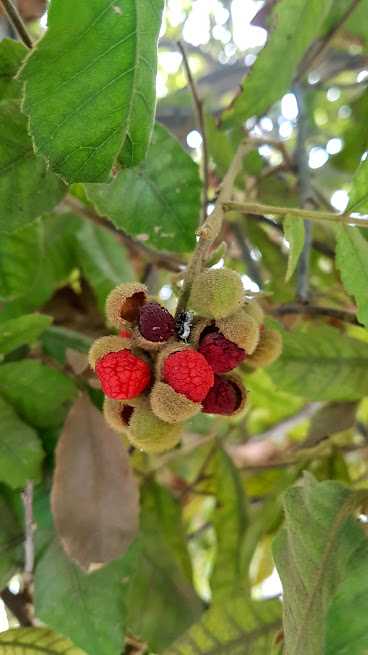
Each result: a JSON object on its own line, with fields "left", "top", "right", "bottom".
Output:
{"left": 0, "top": 628, "right": 85, "bottom": 655}
{"left": 52, "top": 394, "right": 139, "bottom": 570}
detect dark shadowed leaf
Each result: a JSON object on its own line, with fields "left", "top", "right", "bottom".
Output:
{"left": 0, "top": 396, "right": 44, "bottom": 488}
{"left": 52, "top": 394, "right": 139, "bottom": 570}
{"left": 128, "top": 480, "right": 202, "bottom": 651}
{"left": 164, "top": 593, "right": 281, "bottom": 654}
{"left": 303, "top": 401, "right": 358, "bottom": 447}
{"left": 21, "top": 0, "right": 164, "bottom": 183}
{"left": 0, "top": 220, "right": 44, "bottom": 302}
{"left": 273, "top": 474, "right": 368, "bottom": 655}
{"left": 0, "top": 491, "right": 23, "bottom": 588}
{"left": 0, "top": 101, "right": 66, "bottom": 233}
{"left": 0, "top": 314, "right": 52, "bottom": 355}
{"left": 86, "top": 123, "right": 201, "bottom": 252}
{"left": 35, "top": 539, "right": 138, "bottom": 655}
{"left": 0, "top": 628, "right": 85, "bottom": 655}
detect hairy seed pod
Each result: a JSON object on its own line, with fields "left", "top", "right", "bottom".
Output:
{"left": 88, "top": 336, "right": 131, "bottom": 370}
{"left": 217, "top": 309, "right": 260, "bottom": 355}
{"left": 128, "top": 398, "right": 182, "bottom": 454}
{"left": 246, "top": 328, "right": 283, "bottom": 368}
{"left": 105, "top": 282, "right": 148, "bottom": 328}
{"left": 150, "top": 382, "right": 201, "bottom": 424}
{"left": 243, "top": 300, "right": 265, "bottom": 325}
{"left": 103, "top": 397, "right": 137, "bottom": 433}
{"left": 189, "top": 268, "right": 244, "bottom": 319}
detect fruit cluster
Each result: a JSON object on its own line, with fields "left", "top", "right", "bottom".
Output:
{"left": 88, "top": 269, "right": 282, "bottom": 454}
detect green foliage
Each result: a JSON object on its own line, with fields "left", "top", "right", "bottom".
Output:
{"left": 0, "top": 100, "right": 66, "bottom": 232}
{"left": 0, "top": 219, "right": 44, "bottom": 301}
{"left": 0, "top": 396, "right": 44, "bottom": 488}
{"left": 335, "top": 225, "right": 368, "bottom": 327}
{"left": 0, "top": 314, "right": 52, "bottom": 355}
{"left": 269, "top": 325, "right": 368, "bottom": 401}
{"left": 284, "top": 216, "right": 305, "bottom": 282}
{"left": 274, "top": 474, "right": 368, "bottom": 655}
{"left": 0, "top": 628, "right": 85, "bottom": 655}
{"left": 21, "top": 0, "right": 164, "bottom": 183}
{"left": 0, "top": 492, "right": 22, "bottom": 588}
{"left": 87, "top": 123, "right": 201, "bottom": 252}
{"left": 0, "top": 360, "right": 77, "bottom": 428}
{"left": 0, "top": 39, "right": 27, "bottom": 100}
{"left": 35, "top": 540, "right": 138, "bottom": 655}
{"left": 165, "top": 594, "right": 281, "bottom": 654}
{"left": 222, "top": 0, "right": 333, "bottom": 126}
{"left": 210, "top": 448, "right": 248, "bottom": 599}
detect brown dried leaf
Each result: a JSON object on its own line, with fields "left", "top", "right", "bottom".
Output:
{"left": 52, "top": 394, "right": 139, "bottom": 571}
{"left": 65, "top": 348, "right": 89, "bottom": 375}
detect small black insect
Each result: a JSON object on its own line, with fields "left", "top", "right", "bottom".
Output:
{"left": 176, "top": 311, "right": 194, "bottom": 342}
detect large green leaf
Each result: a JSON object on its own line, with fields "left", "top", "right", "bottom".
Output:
{"left": 284, "top": 216, "right": 305, "bottom": 282}
{"left": 0, "top": 314, "right": 52, "bottom": 356}
{"left": 86, "top": 123, "right": 200, "bottom": 252}
{"left": 0, "top": 39, "right": 27, "bottom": 100}
{"left": 0, "top": 396, "right": 43, "bottom": 488}
{"left": 0, "top": 220, "right": 44, "bottom": 301}
{"left": 268, "top": 325, "right": 368, "bottom": 401}
{"left": 210, "top": 448, "right": 248, "bottom": 600}
{"left": 128, "top": 481, "right": 202, "bottom": 651}
{"left": 164, "top": 594, "right": 281, "bottom": 655}
{"left": 0, "top": 628, "right": 85, "bottom": 655}
{"left": 41, "top": 326, "right": 92, "bottom": 365}
{"left": 75, "top": 219, "right": 133, "bottom": 312}
{"left": 335, "top": 225, "right": 368, "bottom": 327}
{"left": 222, "top": 0, "right": 333, "bottom": 126}
{"left": 0, "top": 101, "right": 66, "bottom": 233}
{"left": 273, "top": 474, "right": 368, "bottom": 655}
{"left": 0, "top": 360, "right": 77, "bottom": 429}
{"left": 21, "top": 0, "right": 164, "bottom": 183}
{"left": 35, "top": 540, "right": 138, "bottom": 655}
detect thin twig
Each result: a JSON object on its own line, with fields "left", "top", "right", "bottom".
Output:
{"left": 22, "top": 481, "right": 34, "bottom": 585}
{"left": 177, "top": 41, "right": 209, "bottom": 224}
{"left": 0, "top": 0, "right": 33, "bottom": 48}
{"left": 294, "top": 84, "right": 313, "bottom": 303}
{"left": 175, "top": 139, "right": 250, "bottom": 317}
{"left": 224, "top": 201, "right": 368, "bottom": 228}
{"left": 296, "top": 0, "right": 363, "bottom": 82}
{"left": 273, "top": 303, "right": 360, "bottom": 325}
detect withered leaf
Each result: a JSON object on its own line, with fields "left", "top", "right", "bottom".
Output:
{"left": 52, "top": 394, "right": 139, "bottom": 571}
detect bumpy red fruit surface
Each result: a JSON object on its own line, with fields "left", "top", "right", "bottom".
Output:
{"left": 138, "top": 302, "right": 176, "bottom": 343}
{"left": 202, "top": 375, "right": 242, "bottom": 415}
{"left": 119, "top": 327, "right": 133, "bottom": 339}
{"left": 95, "top": 350, "right": 151, "bottom": 400}
{"left": 163, "top": 350, "right": 214, "bottom": 402}
{"left": 199, "top": 330, "right": 246, "bottom": 373}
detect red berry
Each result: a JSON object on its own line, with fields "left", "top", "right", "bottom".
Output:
{"left": 163, "top": 349, "right": 214, "bottom": 403}
{"left": 199, "top": 330, "right": 246, "bottom": 373}
{"left": 95, "top": 349, "right": 151, "bottom": 400}
{"left": 138, "top": 302, "right": 176, "bottom": 343}
{"left": 202, "top": 375, "right": 243, "bottom": 415}
{"left": 119, "top": 327, "right": 133, "bottom": 339}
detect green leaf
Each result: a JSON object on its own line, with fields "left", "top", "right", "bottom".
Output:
{"left": 0, "top": 396, "right": 44, "bottom": 488}
{"left": 335, "top": 225, "right": 368, "bottom": 327}
{"left": 268, "top": 325, "right": 368, "bottom": 401}
{"left": 284, "top": 215, "right": 305, "bottom": 282}
{"left": 0, "top": 39, "right": 27, "bottom": 100}
{"left": 0, "top": 360, "right": 77, "bottom": 429}
{"left": 222, "top": 0, "right": 333, "bottom": 126}
{"left": 0, "top": 628, "right": 85, "bottom": 655}
{"left": 21, "top": 0, "right": 164, "bottom": 183}
{"left": 348, "top": 158, "right": 368, "bottom": 213}
{"left": 86, "top": 123, "right": 200, "bottom": 252}
{"left": 210, "top": 448, "right": 248, "bottom": 600}
{"left": 164, "top": 594, "right": 281, "bottom": 655}
{"left": 0, "top": 101, "right": 66, "bottom": 233}
{"left": 0, "top": 314, "right": 52, "bottom": 356}
{"left": 273, "top": 474, "right": 368, "bottom": 655}
{"left": 128, "top": 481, "right": 202, "bottom": 651}
{"left": 0, "top": 491, "right": 23, "bottom": 588}
{"left": 75, "top": 219, "right": 133, "bottom": 313}
{"left": 0, "top": 220, "right": 44, "bottom": 302}
{"left": 35, "top": 540, "right": 138, "bottom": 655}
{"left": 41, "top": 326, "right": 92, "bottom": 365}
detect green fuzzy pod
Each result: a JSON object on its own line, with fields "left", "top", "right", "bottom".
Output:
{"left": 246, "top": 328, "right": 283, "bottom": 368}
{"left": 150, "top": 381, "right": 201, "bottom": 424}
{"left": 189, "top": 268, "right": 244, "bottom": 319}
{"left": 128, "top": 399, "right": 182, "bottom": 454}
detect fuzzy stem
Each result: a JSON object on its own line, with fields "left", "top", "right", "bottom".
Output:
{"left": 175, "top": 139, "right": 250, "bottom": 318}
{"left": 0, "top": 0, "right": 33, "bottom": 48}
{"left": 223, "top": 201, "right": 368, "bottom": 228}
